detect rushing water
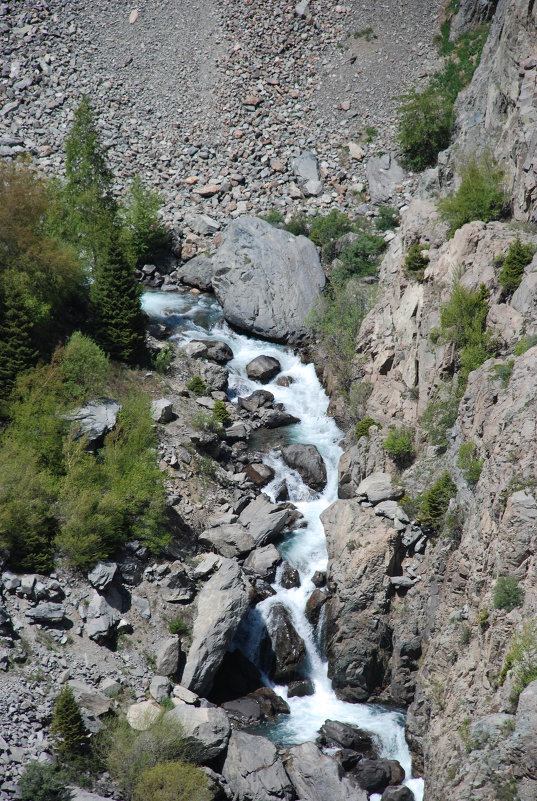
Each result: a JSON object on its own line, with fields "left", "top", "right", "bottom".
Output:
{"left": 143, "top": 290, "right": 424, "bottom": 801}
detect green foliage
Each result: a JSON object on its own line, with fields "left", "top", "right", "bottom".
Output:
{"left": 259, "top": 208, "right": 284, "bottom": 226}
{"left": 284, "top": 213, "right": 310, "bottom": 237}
{"left": 310, "top": 210, "right": 353, "bottom": 248}
{"left": 422, "top": 384, "right": 459, "bottom": 449}
{"left": 491, "top": 360, "right": 514, "bottom": 387}
{"left": 18, "top": 762, "right": 71, "bottom": 801}
{"left": 118, "top": 175, "right": 168, "bottom": 268}
{"left": 493, "top": 576, "right": 524, "bottom": 612}
{"left": 308, "top": 281, "right": 375, "bottom": 392}
{"left": 440, "top": 282, "right": 494, "bottom": 388}
{"left": 62, "top": 332, "right": 110, "bottom": 401}
{"left": 382, "top": 426, "right": 416, "bottom": 468}
{"left": 498, "top": 237, "right": 534, "bottom": 295}
{"left": 404, "top": 243, "right": 429, "bottom": 281}
{"left": 399, "top": 24, "right": 489, "bottom": 170}
{"left": 375, "top": 205, "right": 400, "bottom": 232}
{"left": 477, "top": 608, "right": 490, "bottom": 630}
{"left": 457, "top": 441, "right": 483, "bottom": 485}
{"left": 101, "top": 714, "right": 195, "bottom": 799}
{"left": 499, "top": 619, "right": 537, "bottom": 703}
{"left": 354, "top": 417, "right": 378, "bottom": 439}
{"left": 186, "top": 375, "right": 207, "bottom": 396}
{"left": 333, "top": 232, "right": 386, "bottom": 284}
{"left": 212, "top": 399, "right": 230, "bottom": 424}
{"left": 134, "top": 760, "right": 213, "bottom": 801}
{"left": 418, "top": 471, "right": 457, "bottom": 531}
{"left": 191, "top": 410, "right": 224, "bottom": 436}
{"left": 514, "top": 334, "right": 537, "bottom": 356}
{"left": 50, "top": 686, "right": 89, "bottom": 759}
{"left": 365, "top": 125, "right": 378, "bottom": 142}
{"left": 0, "top": 161, "right": 84, "bottom": 403}
{"left": 90, "top": 226, "right": 146, "bottom": 365}
{"left": 399, "top": 493, "right": 419, "bottom": 520}
{"left": 57, "top": 391, "right": 168, "bottom": 568}
{"left": 443, "top": 505, "right": 465, "bottom": 543}
{"left": 63, "top": 95, "right": 116, "bottom": 268}
{"left": 153, "top": 344, "right": 175, "bottom": 375}
{"left": 439, "top": 157, "right": 507, "bottom": 236}
{"left": 169, "top": 615, "right": 189, "bottom": 637}
{"left": 354, "top": 27, "right": 377, "bottom": 41}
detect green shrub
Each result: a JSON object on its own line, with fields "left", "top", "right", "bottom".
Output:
{"left": 418, "top": 471, "right": 457, "bottom": 531}
{"left": 365, "top": 125, "right": 378, "bottom": 142}
{"left": 18, "top": 763, "right": 70, "bottom": 801}
{"left": 334, "top": 232, "right": 386, "bottom": 284}
{"left": 514, "top": 334, "right": 537, "bottom": 356}
{"left": 153, "top": 344, "right": 175, "bottom": 375}
{"left": 443, "top": 505, "right": 464, "bottom": 543}
{"left": 191, "top": 410, "right": 224, "bottom": 435}
{"left": 382, "top": 426, "right": 416, "bottom": 468}
{"left": 134, "top": 760, "right": 213, "bottom": 801}
{"left": 62, "top": 332, "right": 110, "bottom": 401}
{"left": 50, "top": 685, "right": 89, "bottom": 759}
{"left": 118, "top": 174, "right": 168, "bottom": 268}
{"left": 491, "top": 360, "right": 514, "bottom": 387}
{"left": 440, "top": 282, "right": 495, "bottom": 389}
{"left": 101, "top": 714, "right": 195, "bottom": 799}
{"left": 212, "top": 399, "right": 230, "bottom": 424}
{"left": 404, "top": 243, "right": 429, "bottom": 281}
{"left": 493, "top": 576, "right": 524, "bottom": 612}
{"left": 499, "top": 619, "right": 537, "bottom": 701}
{"left": 354, "top": 417, "right": 378, "bottom": 439}
{"left": 186, "top": 375, "right": 207, "bottom": 396}
{"left": 399, "top": 492, "right": 419, "bottom": 520}
{"left": 498, "top": 237, "right": 534, "bottom": 295}
{"left": 477, "top": 608, "right": 489, "bottom": 630}
{"left": 438, "top": 157, "right": 507, "bottom": 236}
{"left": 354, "top": 27, "right": 377, "bottom": 42}
{"left": 259, "top": 209, "right": 284, "bottom": 226}
{"left": 422, "top": 386, "right": 459, "bottom": 449}
{"left": 169, "top": 615, "right": 189, "bottom": 637}
{"left": 310, "top": 210, "right": 353, "bottom": 247}
{"left": 457, "top": 441, "right": 483, "bottom": 484}
{"left": 284, "top": 213, "right": 310, "bottom": 237}
{"left": 375, "top": 206, "right": 400, "bottom": 232}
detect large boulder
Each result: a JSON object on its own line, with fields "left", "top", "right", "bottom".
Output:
{"left": 85, "top": 589, "right": 121, "bottom": 644}
{"left": 223, "top": 731, "right": 295, "bottom": 801}
{"left": 177, "top": 253, "right": 214, "bottom": 290}
{"left": 155, "top": 636, "right": 181, "bottom": 676}
{"left": 165, "top": 704, "right": 230, "bottom": 762}
{"left": 366, "top": 154, "right": 405, "bottom": 205}
{"left": 261, "top": 603, "right": 307, "bottom": 683}
{"left": 198, "top": 523, "right": 255, "bottom": 559}
{"left": 281, "top": 444, "right": 327, "bottom": 492}
{"left": 284, "top": 741, "right": 367, "bottom": 801}
{"left": 318, "top": 720, "right": 377, "bottom": 756}
{"left": 239, "top": 495, "right": 293, "bottom": 547}
{"left": 211, "top": 216, "right": 325, "bottom": 343}
{"left": 181, "top": 558, "right": 249, "bottom": 696}
{"left": 246, "top": 355, "right": 282, "bottom": 383}
{"left": 87, "top": 561, "right": 117, "bottom": 591}
{"left": 238, "top": 389, "right": 274, "bottom": 413}
{"left": 25, "top": 602, "right": 66, "bottom": 625}
{"left": 243, "top": 544, "right": 282, "bottom": 581}
{"left": 126, "top": 700, "right": 161, "bottom": 731}
{"left": 356, "top": 472, "right": 404, "bottom": 505}
{"left": 68, "top": 680, "right": 112, "bottom": 717}
{"left": 66, "top": 399, "right": 121, "bottom": 446}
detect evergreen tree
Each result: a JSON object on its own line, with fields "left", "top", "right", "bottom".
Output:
{"left": 0, "top": 286, "right": 38, "bottom": 404}
{"left": 50, "top": 686, "right": 88, "bottom": 759}
{"left": 64, "top": 95, "right": 116, "bottom": 267}
{"left": 119, "top": 174, "right": 168, "bottom": 268}
{"left": 90, "top": 226, "right": 146, "bottom": 364}
{"left": 499, "top": 237, "right": 534, "bottom": 295}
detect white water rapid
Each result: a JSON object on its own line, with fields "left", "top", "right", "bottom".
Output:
{"left": 142, "top": 290, "right": 424, "bottom": 801}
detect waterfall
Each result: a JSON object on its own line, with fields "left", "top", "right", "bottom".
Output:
{"left": 142, "top": 290, "right": 424, "bottom": 801}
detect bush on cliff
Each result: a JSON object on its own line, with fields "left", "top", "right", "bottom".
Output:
{"left": 493, "top": 576, "right": 524, "bottom": 612}
{"left": 382, "top": 426, "right": 416, "bottom": 468}
{"left": 498, "top": 237, "right": 535, "bottom": 295}
{"left": 418, "top": 471, "right": 457, "bottom": 531}
{"left": 438, "top": 156, "right": 508, "bottom": 236}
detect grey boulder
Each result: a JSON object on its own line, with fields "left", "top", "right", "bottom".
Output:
{"left": 151, "top": 398, "right": 174, "bottom": 423}
{"left": 239, "top": 495, "right": 293, "bottom": 547}
{"left": 155, "top": 636, "right": 181, "bottom": 676}
{"left": 285, "top": 741, "right": 367, "bottom": 801}
{"left": 243, "top": 544, "right": 282, "bottom": 581}
{"left": 281, "top": 444, "right": 327, "bottom": 492}
{"left": 211, "top": 216, "right": 325, "bottom": 343}
{"left": 246, "top": 355, "right": 282, "bottom": 383}
{"left": 262, "top": 603, "right": 307, "bottom": 683}
{"left": 87, "top": 561, "right": 117, "bottom": 591}
{"left": 181, "top": 558, "right": 249, "bottom": 696}
{"left": 85, "top": 590, "right": 121, "bottom": 643}
{"left": 68, "top": 680, "right": 112, "bottom": 716}
{"left": 66, "top": 399, "right": 121, "bottom": 446}
{"left": 25, "top": 603, "right": 65, "bottom": 625}
{"left": 366, "top": 153, "right": 405, "bottom": 205}
{"left": 177, "top": 253, "right": 214, "bottom": 290}
{"left": 356, "top": 472, "right": 404, "bottom": 505}
{"left": 165, "top": 704, "right": 230, "bottom": 762}
{"left": 198, "top": 523, "right": 255, "bottom": 559}
{"left": 223, "top": 731, "right": 295, "bottom": 801}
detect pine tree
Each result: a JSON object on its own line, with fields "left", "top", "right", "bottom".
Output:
{"left": 499, "top": 237, "right": 534, "bottom": 295}
{"left": 0, "top": 287, "right": 38, "bottom": 404}
{"left": 64, "top": 95, "right": 115, "bottom": 267}
{"left": 90, "top": 226, "right": 146, "bottom": 364}
{"left": 119, "top": 174, "right": 168, "bottom": 268}
{"left": 50, "top": 686, "right": 88, "bottom": 759}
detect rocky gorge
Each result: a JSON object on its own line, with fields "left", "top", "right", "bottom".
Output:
{"left": 1, "top": 0, "right": 537, "bottom": 800}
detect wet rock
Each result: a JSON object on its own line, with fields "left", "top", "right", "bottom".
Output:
{"left": 353, "top": 758, "right": 403, "bottom": 793}
{"left": 166, "top": 704, "right": 230, "bottom": 762}
{"left": 203, "top": 340, "right": 234, "bottom": 364}
{"left": 243, "top": 545, "right": 282, "bottom": 581}
{"left": 244, "top": 462, "right": 276, "bottom": 487}
{"left": 288, "top": 679, "right": 314, "bottom": 697}
{"left": 246, "top": 355, "right": 282, "bottom": 383}
{"left": 66, "top": 399, "right": 121, "bottom": 446}
{"left": 262, "top": 408, "right": 301, "bottom": 428}
{"left": 223, "top": 731, "right": 295, "bottom": 801}
{"left": 382, "top": 787, "right": 416, "bottom": 801}
{"left": 87, "top": 561, "right": 117, "bottom": 591}
{"left": 305, "top": 589, "right": 327, "bottom": 626}
{"left": 281, "top": 444, "right": 327, "bottom": 491}
{"left": 280, "top": 562, "right": 300, "bottom": 589}
{"left": 181, "top": 558, "right": 249, "bottom": 696}
{"left": 177, "top": 253, "right": 214, "bottom": 290}
{"left": 238, "top": 389, "right": 275, "bottom": 412}
{"left": 285, "top": 741, "right": 367, "bottom": 801}
{"left": 239, "top": 495, "right": 293, "bottom": 547}
{"left": 262, "top": 603, "right": 307, "bottom": 683}
{"left": 311, "top": 571, "right": 326, "bottom": 588}
{"left": 276, "top": 375, "right": 294, "bottom": 387}
{"left": 212, "top": 216, "right": 325, "bottom": 343}
{"left": 155, "top": 636, "right": 181, "bottom": 676}
{"left": 318, "top": 720, "right": 377, "bottom": 756}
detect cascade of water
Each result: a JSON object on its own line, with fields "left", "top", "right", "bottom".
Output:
{"left": 142, "top": 290, "right": 424, "bottom": 801}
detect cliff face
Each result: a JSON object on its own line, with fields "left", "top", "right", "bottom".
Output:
{"left": 325, "top": 189, "right": 537, "bottom": 799}
{"left": 448, "top": 0, "right": 537, "bottom": 221}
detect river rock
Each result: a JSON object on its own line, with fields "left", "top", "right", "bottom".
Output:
{"left": 87, "top": 561, "right": 117, "bottom": 591}
{"left": 280, "top": 562, "right": 300, "bottom": 589}
{"left": 199, "top": 523, "right": 255, "bottom": 559}
{"left": 211, "top": 216, "right": 325, "bottom": 343}
{"left": 285, "top": 741, "right": 368, "bottom": 801}
{"left": 262, "top": 408, "right": 301, "bottom": 428}
{"left": 244, "top": 462, "right": 276, "bottom": 487}
{"left": 246, "top": 355, "right": 282, "bottom": 383}
{"left": 238, "top": 389, "right": 275, "bottom": 413}
{"left": 353, "top": 758, "right": 403, "bottom": 793}
{"left": 281, "top": 444, "right": 327, "bottom": 491}
{"left": 203, "top": 340, "right": 233, "bottom": 364}
{"left": 181, "top": 558, "right": 249, "bottom": 696}
{"left": 66, "top": 399, "right": 121, "bottom": 446}
{"left": 155, "top": 636, "right": 181, "bottom": 675}
{"left": 305, "top": 589, "right": 327, "bottom": 626}
{"left": 223, "top": 731, "right": 295, "bottom": 801}
{"left": 262, "top": 603, "right": 307, "bottom": 682}
{"left": 382, "top": 787, "right": 415, "bottom": 801}
{"left": 165, "top": 704, "right": 230, "bottom": 762}
{"left": 288, "top": 679, "right": 314, "bottom": 697}
{"left": 177, "top": 253, "right": 214, "bottom": 290}
{"left": 239, "top": 495, "right": 293, "bottom": 546}
{"left": 318, "top": 720, "right": 377, "bottom": 756}
{"left": 243, "top": 544, "right": 282, "bottom": 580}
